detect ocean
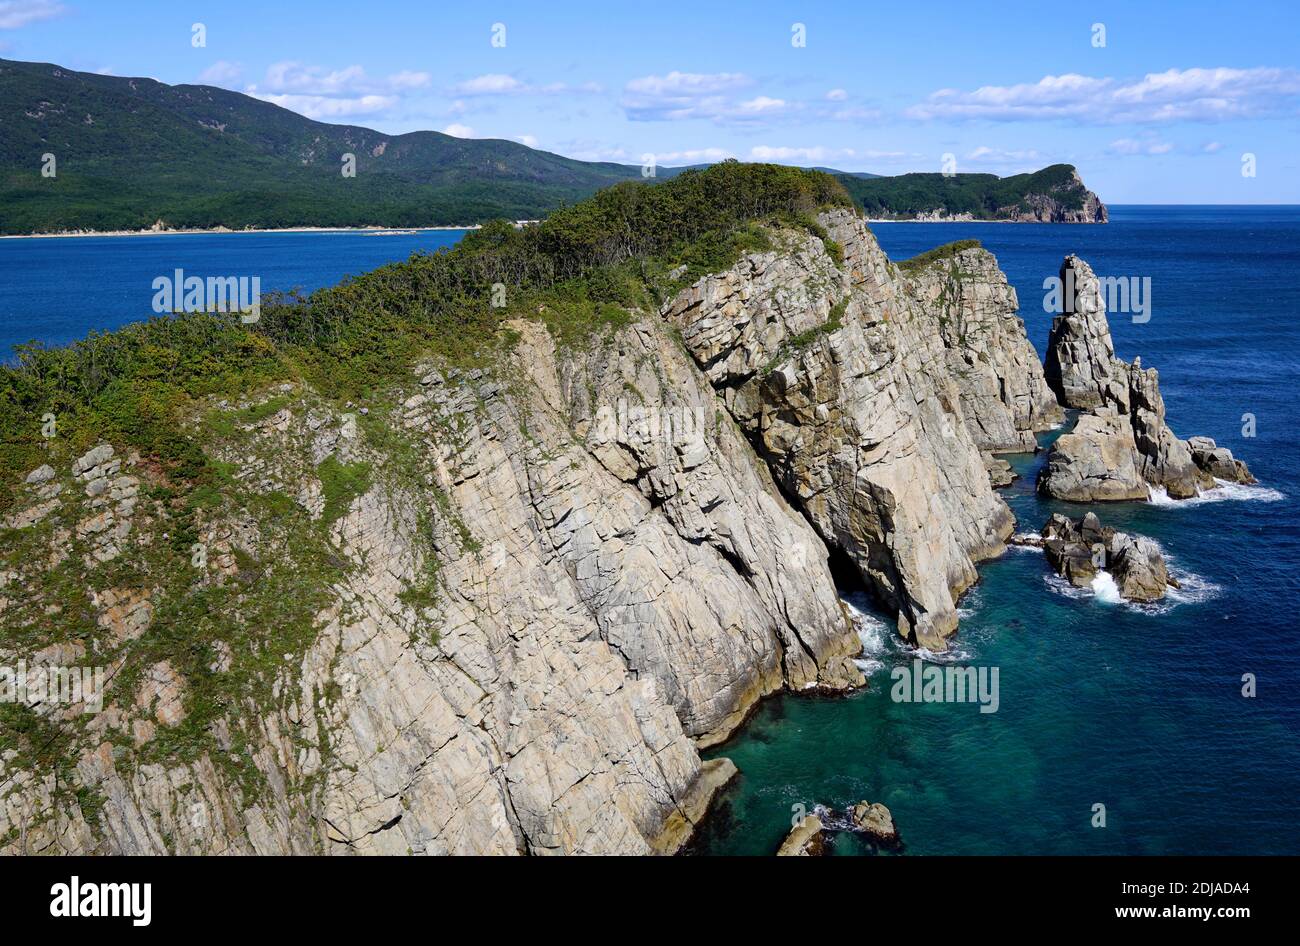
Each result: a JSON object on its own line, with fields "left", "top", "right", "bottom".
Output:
{"left": 0, "top": 228, "right": 467, "bottom": 356}
{"left": 1, "top": 207, "right": 1296, "bottom": 855}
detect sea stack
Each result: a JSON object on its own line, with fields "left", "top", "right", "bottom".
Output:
{"left": 1039, "top": 255, "right": 1255, "bottom": 501}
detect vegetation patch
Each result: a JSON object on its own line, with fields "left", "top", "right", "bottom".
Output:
{"left": 897, "top": 240, "right": 983, "bottom": 274}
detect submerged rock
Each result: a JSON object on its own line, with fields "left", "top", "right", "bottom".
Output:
{"left": 1040, "top": 256, "right": 1254, "bottom": 501}
{"left": 1040, "top": 513, "right": 1172, "bottom": 602}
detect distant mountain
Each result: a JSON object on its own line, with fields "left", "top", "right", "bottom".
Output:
{"left": 0, "top": 58, "right": 651, "bottom": 233}
{"left": 837, "top": 164, "right": 1108, "bottom": 222}
{"left": 0, "top": 58, "right": 1104, "bottom": 234}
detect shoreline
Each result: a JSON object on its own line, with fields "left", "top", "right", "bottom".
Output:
{"left": 0, "top": 224, "right": 483, "bottom": 240}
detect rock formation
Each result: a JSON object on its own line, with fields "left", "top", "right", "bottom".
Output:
{"left": 999, "top": 169, "right": 1108, "bottom": 223}
{"left": 0, "top": 207, "right": 1067, "bottom": 855}
{"left": 776, "top": 814, "right": 826, "bottom": 856}
{"left": 1036, "top": 512, "right": 1175, "bottom": 602}
{"left": 1040, "top": 255, "right": 1254, "bottom": 501}
{"left": 851, "top": 800, "right": 901, "bottom": 848}
{"left": 664, "top": 213, "right": 1062, "bottom": 650}
{"left": 904, "top": 244, "right": 1062, "bottom": 453}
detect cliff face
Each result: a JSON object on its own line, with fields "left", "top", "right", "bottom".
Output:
{"left": 662, "top": 211, "right": 1054, "bottom": 649}
{"left": 1, "top": 210, "right": 1057, "bottom": 855}
{"left": 905, "top": 246, "right": 1063, "bottom": 452}
{"left": 997, "top": 169, "right": 1108, "bottom": 223}
{"left": 1041, "top": 255, "right": 1253, "bottom": 501}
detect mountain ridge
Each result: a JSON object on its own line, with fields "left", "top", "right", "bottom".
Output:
{"left": 1, "top": 57, "right": 1105, "bottom": 233}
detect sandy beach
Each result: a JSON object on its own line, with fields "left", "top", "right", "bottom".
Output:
{"left": 0, "top": 224, "right": 483, "bottom": 240}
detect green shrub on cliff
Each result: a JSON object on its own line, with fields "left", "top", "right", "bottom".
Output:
{"left": 0, "top": 161, "right": 852, "bottom": 511}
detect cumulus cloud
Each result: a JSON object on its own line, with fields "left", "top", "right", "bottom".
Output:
{"left": 514, "top": 134, "right": 539, "bottom": 148}
{"left": 451, "top": 73, "right": 602, "bottom": 96}
{"left": 1108, "top": 137, "right": 1175, "bottom": 156}
{"left": 826, "top": 88, "right": 848, "bottom": 101}
{"left": 0, "top": 0, "right": 63, "bottom": 29}
{"left": 964, "top": 145, "right": 1046, "bottom": 163}
{"left": 198, "top": 61, "right": 243, "bottom": 86}
{"left": 442, "top": 123, "right": 476, "bottom": 138}
{"left": 650, "top": 147, "right": 733, "bottom": 164}
{"left": 907, "top": 67, "right": 1300, "bottom": 123}
{"left": 748, "top": 145, "right": 911, "bottom": 166}
{"left": 253, "top": 93, "right": 398, "bottom": 119}
{"left": 622, "top": 71, "right": 771, "bottom": 123}
{"left": 244, "top": 61, "right": 432, "bottom": 119}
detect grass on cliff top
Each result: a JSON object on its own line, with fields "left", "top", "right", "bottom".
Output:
{"left": 896, "top": 239, "right": 984, "bottom": 274}
{"left": 0, "top": 161, "right": 851, "bottom": 513}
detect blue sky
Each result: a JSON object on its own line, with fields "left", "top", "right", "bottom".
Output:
{"left": 3, "top": 0, "right": 1299, "bottom": 202}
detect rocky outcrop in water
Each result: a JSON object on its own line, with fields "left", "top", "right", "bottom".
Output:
{"left": 776, "top": 814, "right": 826, "bottom": 856}
{"left": 0, "top": 208, "right": 1062, "bottom": 855}
{"left": 851, "top": 800, "right": 901, "bottom": 848}
{"left": 1040, "top": 255, "right": 1254, "bottom": 501}
{"left": 1037, "top": 512, "right": 1173, "bottom": 602}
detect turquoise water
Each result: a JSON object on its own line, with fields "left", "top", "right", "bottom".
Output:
{"left": 692, "top": 207, "right": 1300, "bottom": 855}
{"left": 1, "top": 208, "right": 1296, "bottom": 855}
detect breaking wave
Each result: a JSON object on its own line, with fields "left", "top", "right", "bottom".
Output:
{"left": 1147, "top": 479, "right": 1285, "bottom": 507}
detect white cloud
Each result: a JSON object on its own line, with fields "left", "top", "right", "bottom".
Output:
{"left": 252, "top": 93, "right": 397, "bottom": 119}
{"left": 750, "top": 145, "right": 855, "bottom": 163}
{"left": 651, "top": 147, "right": 733, "bottom": 164}
{"left": 251, "top": 62, "right": 431, "bottom": 96}
{"left": 1203, "top": 141, "right": 1223, "bottom": 153}
{"left": 625, "top": 71, "right": 752, "bottom": 97}
{"left": 738, "top": 96, "right": 787, "bottom": 113}
{"left": 965, "top": 145, "right": 1045, "bottom": 162}
{"left": 553, "top": 141, "right": 632, "bottom": 163}
{"left": 515, "top": 134, "right": 539, "bottom": 148}
{"left": 451, "top": 74, "right": 603, "bottom": 96}
{"left": 245, "top": 61, "right": 431, "bottom": 121}
{"left": 0, "top": 0, "right": 63, "bottom": 29}
{"left": 826, "top": 88, "right": 848, "bottom": 101}
{"left": 908, "top": 67, "right": 1300, "bottom": 123}
{"left": 827, "top": 105, "right": 884, "bottom": 123}
{"left": 1108, "top": 137, "right": 1175, "bottom": 156}
{"left": 198, "top": 61, "right": 243, "bottom": 86}
{"left": 622, "top": 71, "right": 765, "bottom": 123}
{"left": 442, "top": 123, "right": 476, "bottom": 138}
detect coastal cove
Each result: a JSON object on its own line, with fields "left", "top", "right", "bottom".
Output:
{"left": 1, "top": 204, "right": 1296, "bottom": 855}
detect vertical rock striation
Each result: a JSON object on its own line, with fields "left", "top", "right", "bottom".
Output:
{"left": 663, "top": 210, "right": 1042, "bottom": 650}
{"left": 1, "top": 205, "right": 1065, "bottom": 855}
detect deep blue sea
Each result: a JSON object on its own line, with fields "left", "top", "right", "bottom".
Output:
{"left": 0, "top": 228, "right": 467, "bottom": 356}
{"left": 1, "top": 207, "right": 1296, "bottom": 855}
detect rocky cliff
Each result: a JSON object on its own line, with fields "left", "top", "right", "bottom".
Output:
{"left": 997, "top": 169, "right": 1108, "bottom": 223}
{"left": 1040, "top": 255, "right": 1254, "bottom": 501}
{"left": 0, "top": 196, "right": 1063, "bottom": 855}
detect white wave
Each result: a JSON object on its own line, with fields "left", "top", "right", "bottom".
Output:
{"left": 1147, "top": 479, "right": 1284, "bottom": 507}
{"left": 839, "top": 588, "right": 974, "bottom": 667}
{"left": 841, "top": 590, "right": 888, "bottom": 673}
{"left": 1042, "top": 557, "right": 1220, "bottom": 615}
{"left": 1090, "top": 571, "right": 1123, "bottom": 604}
